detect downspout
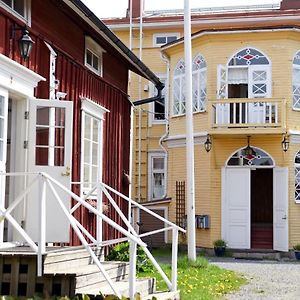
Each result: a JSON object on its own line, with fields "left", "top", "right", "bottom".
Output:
{"left": 137, "top": 0, "right": 143, "bottom": 203}
{"left": 158, "top": 51, "right": 170, "bottom": 198}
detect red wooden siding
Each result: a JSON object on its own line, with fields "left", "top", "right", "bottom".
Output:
{"left": 0, "top": 1, "right": 132, "bottom": 244}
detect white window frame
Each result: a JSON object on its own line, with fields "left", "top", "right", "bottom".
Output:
{"left": 172, "top": 59, "right": 185, "bottom": 117}
{"left": 149, "top": 74, "right": 167, "bottom": 126}
{"left": 85, "top": 36, "right": 105, "bottom": 76}
{"left": 80, "top": 98, "right": 109, "bottom": 196}
{"left": 148, "top": 152, "right": 167, "bottom": 201}
{"left": 292, "top": 51, "right": 300, "bottom": 111}
{"left": 192, "top": 54, "right": 207, "bottom": 112}
{"left": 295, "top": 151, "right": 300, "bottom": 203}
{"left": 0, "top": 0, "right": 31, "bottom": 25}
{"left": 153, "top": 33, "right": 180, "bottom": 47}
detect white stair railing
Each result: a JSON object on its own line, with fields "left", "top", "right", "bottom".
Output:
{"left": 0, "top": 172, "right": 185, "bottom": 299}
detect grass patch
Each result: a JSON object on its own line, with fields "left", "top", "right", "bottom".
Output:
{"left": 138, "top": 255, "right": 246, "bottom": 300}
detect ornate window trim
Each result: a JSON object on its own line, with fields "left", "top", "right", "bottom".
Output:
{"left": 226, "top": 146, "right": 275, "bottom": 167}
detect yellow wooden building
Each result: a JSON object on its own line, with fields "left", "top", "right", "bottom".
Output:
{"left": 106, "top": 0, "right": 300, "bottom": 251}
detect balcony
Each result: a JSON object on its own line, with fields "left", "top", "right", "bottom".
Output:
{"left": 209, "top": 98, "right": 286, "bottom": 135}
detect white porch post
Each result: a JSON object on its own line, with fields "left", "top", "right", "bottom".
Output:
{"left": 184, "top": 0, "right": 196, "bottom": 261}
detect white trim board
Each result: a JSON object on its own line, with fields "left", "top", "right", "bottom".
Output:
{"left": 166, "top": 132, "right": 208, "bottom": 148}
{"left": 0, "top": 54, "right": 45, "bottom": 97}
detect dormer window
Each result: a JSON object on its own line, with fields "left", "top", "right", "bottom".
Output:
{"left": 153, "top": 33, "right": 180, "bottom": 47}
{"left": 0, "top": 0, "right": 30, "bottom": 23}
{"left": 85, "top": 37, "right": 104, "bottom": 76}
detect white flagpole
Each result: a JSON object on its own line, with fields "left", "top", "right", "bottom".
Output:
{"left": 184, "top": 0, "right": 196, "bottom": 261}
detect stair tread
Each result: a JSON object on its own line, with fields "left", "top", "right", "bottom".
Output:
{"left": 145, "top": 290, "right": 180, "bottom": 300}
{"left": 79, "top": 278, "right": 155, "bottom": 297}
{"left": 45, "top": 261, "right": 129, "bottom": 275}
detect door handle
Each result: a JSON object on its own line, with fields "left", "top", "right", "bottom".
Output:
{"left": 61, "top": 166, "right": 70, "bottom": 177}
{"left": 282, "top": 215, "right": 287, "bottom": 220}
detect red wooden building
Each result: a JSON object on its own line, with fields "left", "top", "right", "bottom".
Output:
{"left": 0, "top": 0, "right": 163, "bottom": 246}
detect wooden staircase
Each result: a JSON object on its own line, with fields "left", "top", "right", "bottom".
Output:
{"left": 0, "top": 246, "right": 179, "bottom": 299}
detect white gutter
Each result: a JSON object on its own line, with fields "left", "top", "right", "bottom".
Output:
{"left": 162, "top": 27, "right": 300, "bottom": 51}
{"left": 107, "top": 14, "right": 300, "bottom": 30}
{"left": 184, "top": 0, "right": 196, "bottom": 262}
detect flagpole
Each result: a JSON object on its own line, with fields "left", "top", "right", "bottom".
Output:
{"left": 184, "top": 0, "right": 196, "bottom": 261}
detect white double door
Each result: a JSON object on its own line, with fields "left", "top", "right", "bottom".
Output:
{"left": 222, "top": 167, "right": 288, "bottom": 251}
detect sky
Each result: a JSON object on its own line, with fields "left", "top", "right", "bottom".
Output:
{"left": 81, "top": 0, "right": 281, "bottom": 18}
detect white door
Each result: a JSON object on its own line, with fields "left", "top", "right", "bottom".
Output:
{"left": 248, "top": 65, "right": 271, "bottom": 123}
{"left": 273, "top": 167, "right": 289, "bottom": 252}
{"left": 0, "top": 88, "right": 8, "bottom": 243}
{"left": 25, "top": 99, "right": 73, "bottom": 242}
{"left": 222, "top": 168, "right": 251, "bottom": 249}
{"left": 216, "top": 65, "right": 229, "bottom": 124}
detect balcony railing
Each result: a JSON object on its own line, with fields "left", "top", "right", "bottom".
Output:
{"left": 210, "top": 98, "right": 286, "bottom": 131}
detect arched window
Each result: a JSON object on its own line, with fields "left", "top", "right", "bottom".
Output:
{"left": 227, "top": 147, "right": 274, "bottom": 167}
{"left": 192, "top": 54, "right": 207, "bottom": 112}
{"left": 229, "top": 48, "right": 270, "bottom": 66}
{"left": 173, "top": 59, "right": 185, "bottom": 115}
{"left": 295, "top": 151, "right": 300, "bottom": 202}
{"left": 218, "top": 47, "right": 271, "bottom": 100}
{"left": 292, "top": 51, "right": 300, "bottom": 109}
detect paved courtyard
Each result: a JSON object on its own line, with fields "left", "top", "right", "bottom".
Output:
{"left": 211, "top": 258, "right": 300, "bottom": 300}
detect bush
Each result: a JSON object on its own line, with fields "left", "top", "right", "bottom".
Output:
{"left": 293, "top": 243, "right": 300, "bottom": 251}
{"left": 213, "top": 239, "right": 227, "bottom": 248}
{"left": 106, "top": 242, "right": 154, "bottom": 273}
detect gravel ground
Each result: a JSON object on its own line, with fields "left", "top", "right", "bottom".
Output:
{"left": 210, "top": 258, "right": 300, "bottom": 300}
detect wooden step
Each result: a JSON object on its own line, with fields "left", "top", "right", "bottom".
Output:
{"left": 82, "top": 277, "right": 156, "bottom": 298}
{"left": 145, "top": 290, "right": 180, "bottom": 300}
{"left": 44, "top": 247, "right": 103, "bottom": 273}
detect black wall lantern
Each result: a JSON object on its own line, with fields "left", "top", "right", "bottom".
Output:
{"left": 12, "top": 25, "right": 34, "bottom": 60}
{"left": 281, "top": 134, "right": 289, "bottom": 152}
{"left": 204, "top": 134, "right": 212, "bottom": 152}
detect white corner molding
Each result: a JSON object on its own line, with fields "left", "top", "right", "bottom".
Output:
{"left": 165, "top": 132, "right": 208, "bottom": 148}
{"left": 288, "top": 130, "right": 300, "bottom": 144}
{"left": 0, "top": 54, "right": 45, "bottom": 97}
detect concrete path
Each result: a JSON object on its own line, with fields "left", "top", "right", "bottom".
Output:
{"left": 210, "top": 258, "right": 300, "bottom": 300}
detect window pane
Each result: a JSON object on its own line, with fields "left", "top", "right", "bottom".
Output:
{"left": 153, "top": 173, "right": 165, "bottom": 199}
{"left": 85, "top": 115, "right": 91, "bottom": 140}
{"left": 55, "top": 108, "right": 65, "bottom": 126}
{"left": 2, "top": 0, "right": 12, "bottom": 7}
{"left": 36, "top": 127, "right": 49, "bottom": 146}
{"left": 92, "top": 166, "right": 98, "bottom": 183}
{"left": 167, "top": 36, "right": 177, "bottom": 43}
{"left": 86, "top": 50, "right": 92, "bottom": 66}
{"left": 14, "top": 0, "right": 24, "bottom": 16}
{"left": 156, "top": 37, "right": 166, "bottom": 44}
{"left": 92, "top": 54, "right": 99, "bottom": 70}
{"left": 55, "top": 128, "right": 65, "bottom": 147}
{"left": 84, "top": 140, "right": 90, "bottom": 163}
{"left": 93, "top": 119, "right": 99, "bottom": 142}
{"left": 153, "top": 157, "right": 164, "bottom": 170}
{"left": 92, "top": 142, "right": 98, "bottom": 165}
{"left": 54, "top": 147, "right": 64, "bottom": 166}
{"left": 36, "top": 107, "right": 49, "bottom": 126}
{"left": 36, "top": 147, "right": 48, "bottom": 165}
